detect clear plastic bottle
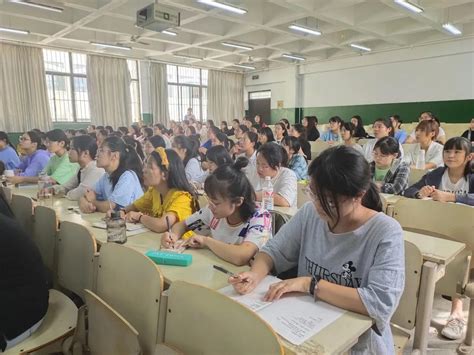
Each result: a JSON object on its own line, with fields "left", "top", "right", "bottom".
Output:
{"left": 107, "top": 211, "right": 127, "bottom": 244}
{"left": 262, "top": 176, "right": 274, "bottom": 210}
{"left": 415, "top": 149, "right": 426, "bottom": 169}
{"left": 38, "top": 172, "right": 52, "bottom": 200}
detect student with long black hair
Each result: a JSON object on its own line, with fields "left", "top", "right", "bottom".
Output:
{"left": 351, "top": 115, "right": 368, "bottom": 139}
{"left": 120, "top": 148, "right": 197, "bottom": 233}
{"left": 161, "top": 157, "right": 271, "bottom": 266}
{"left": 282, "top": 136, "right": 308, "bottom": 180}
{"left": 302, "top": 116, "right": 320, "bottom": 141}
{"left": 79, "top": 136, "right": 143, "bottom": 213}
{"left": 258, "top": 127, "right": 275, "bottom": 145}
{"left": 173, "top": 135, "right": 207, "bottom": 185}
{"left": 203, "top": 145, "right": 233, "bottom": 173}
{"left": 0, "top": 131, "right": 20, "bottom": 170}
{"left": 230, "top": 145, "right": 405, "bottom": 354}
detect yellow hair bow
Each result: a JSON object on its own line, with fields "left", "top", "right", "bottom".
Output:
{"left": 155, "top": 147, "right": 169, "bottom": 169}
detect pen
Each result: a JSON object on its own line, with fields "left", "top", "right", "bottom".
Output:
{"left": 165, "top": 215, "right": 171, "bottom": 233}
{"left": 213, "top": 265, "right": 239, "bottom": 278}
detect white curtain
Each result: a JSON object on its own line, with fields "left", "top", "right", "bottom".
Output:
{"left": 148, "top": 62, "right": 170, "bottom": 127}
{"left": 0, "top": 43, "right": 52, "bottom": 132}
{"left": 87, "top": 55, "right": 132, "bottom": 127}
{"left": 208, "top": 70, "right": 244, "bottom": 123}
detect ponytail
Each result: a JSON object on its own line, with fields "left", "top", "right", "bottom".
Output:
{"left": 361, "top": 182, "right": 383, "bottom": 212}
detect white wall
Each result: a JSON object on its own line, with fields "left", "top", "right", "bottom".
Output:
{"left": 245, "top": 37, "right": 474, "bottom": 109}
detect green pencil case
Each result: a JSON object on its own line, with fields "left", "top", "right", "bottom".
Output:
{"left": 145, "top": 250, "right": 192, "bottom": 266}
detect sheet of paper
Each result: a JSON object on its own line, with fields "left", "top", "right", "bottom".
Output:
{"left": 258, "top": 294, "right": 346, "bottom": 346}
{"left": 218, "top": 275, "right": 280, "bottom": 312}
{"left": 92, "top": 221, "right": 148, "bottom": 232}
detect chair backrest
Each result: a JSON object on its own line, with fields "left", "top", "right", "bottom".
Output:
{"left": 270, "top": 209, "right": 290, "bottom": 236}
{"left": 310, "top": 140, "right": 331, "bottom": 158}
{"left": 297, "top": 182, "right": 310, "bottom": 208}
{"left": 391, "top": 241, "right": 423, "bottom": 330}
{"left": 57, "top": 221, "right": 98, "bottom": 300}
{"left": 1, "top": 186, "right": 12, "bottom": 204}
{"left": 32, "top": 206, "right": 58, "bottom": 273}
{"left": 408, "top": 168, "right": 427, "bottom": 186}
{"left": 402, "top": 143, "right": 417, "bottom": 158}
{"left": 96, "top": 243, "right": 163, "bottom": 355}
{"left": 11, "top": 194, "right": 33, "bottom": 235}
{"left": 84, "top": 289, "right": 141, "bottom": 355}
{"left": 165, "top": 281, "right": 284, "bottom": 355}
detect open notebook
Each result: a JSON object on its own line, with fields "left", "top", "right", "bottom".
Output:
{"left": 219, "top": 276, "right": 346, "bottom": 346}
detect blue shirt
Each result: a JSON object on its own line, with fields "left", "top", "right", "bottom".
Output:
{"left": 94, "top": 170, "right": 144, "bottom": 209}
{"left": 201, "top": 139, "right": 212, "bottom": 150}
{"left": 288, "top": 155, "right": 308, "bottom": 181}
{"left": 18, "top": 149, "right": 51, "bottom": 177}
{"left": 321, "top": 130, "right": 340, "bottom": 142}
{"left": 0, "top": 146, "right": 20, "bottom": 170}
{"left": 394, "top": 130, "right": 407, "bottom": 144}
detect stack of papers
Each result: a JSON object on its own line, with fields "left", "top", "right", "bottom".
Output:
{"left": 219, "top": 276, "right": 346, "bottom": 346}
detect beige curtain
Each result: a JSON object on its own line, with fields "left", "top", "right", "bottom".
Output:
{"left": 149, "top": 62, "right": 170, "bottom": 127}
{"left": 208, "top": 70, "right": 244, "bottom": 123}
{"left": 87, "top": 55, "right": 131, "bottom": 127}
{"left": 0, "top": 43, "right": 52, "bottom": 132}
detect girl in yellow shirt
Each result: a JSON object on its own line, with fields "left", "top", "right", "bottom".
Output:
{"left": 121, "top": 147, "right": 198, "bottom": 233}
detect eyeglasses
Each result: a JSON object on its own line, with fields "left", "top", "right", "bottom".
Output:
{"left": 303, "top": 186, "right": 335, "bottom": 208}
{"left": 19, "top": 136, "right": 31, "bottom": 141}
{"left": 372, "top": 151, "right": 391, "bottom": 159}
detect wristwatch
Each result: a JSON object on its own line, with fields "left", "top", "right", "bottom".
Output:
{"left": 309, "top": 276, "right": 321, "bottom": 296}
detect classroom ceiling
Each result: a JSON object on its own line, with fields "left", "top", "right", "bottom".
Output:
{"left": 0, "top": 0, "right": 473, "bottom": 72}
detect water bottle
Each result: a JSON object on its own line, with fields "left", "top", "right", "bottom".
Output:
{"left": 262, "top": 176, "right": 274, "bottom": 210}
{"left": 106, "top": 211, "right": 127, "bottom": 244}
{"left": 415, "top": 149, "right": 426, "bottom": 169}
{"left": 38, "top": 172, "right": 52, "bottom": 200}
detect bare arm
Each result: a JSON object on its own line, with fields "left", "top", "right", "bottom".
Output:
{"left": 202, "top": 238, "right": 258, "bottom": 266}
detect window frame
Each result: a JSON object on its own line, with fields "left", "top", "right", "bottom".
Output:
{"left": 127, "top": 59, "right": 142, "bottom": 123}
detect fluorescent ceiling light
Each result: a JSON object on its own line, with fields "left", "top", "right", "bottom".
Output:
{"left": 90, "top": 42, "right": 131, "bottom": 51}
{"left": 222, "top": 42, "right": 253, "bottom": 50}
{"left": 161, "top": 30, "right": 177, "bottom": 36}
{"left": 0, "top": 26, "right": 29, "bottom": 35}
{"left": 288, "top": 24, "right": 321, "bottom": 36}
{"left": 442, "top": 23, "right": 462, "bottom": 35}
{"left": 394, "top": 0, "right": 423, "bottom": 13}
{"left": 197, "top": 0, "right": 247, "bottom": 15}
{"left": 282, "top": 53, "right": 305, "bottom": 61}
{"left": 10, "top": 0, "right": 64, "bottom": 13}
{"left": 174, "top": 53, "right": 204, "bottom": 60}
{"left": 233, "top": 64, "right": 256, "bottom": 70}
{"left": 350, "top": 43, "right": 371, "bottom": 52}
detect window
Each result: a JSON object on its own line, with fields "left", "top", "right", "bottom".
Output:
{"left": 128, "top": 59, "right": 141, "bottom": 123}
{"left": 44, "top": 49, "right": 141, "bottom": 123}
{"left": 167, "top": 65, "right": 208, "bottom": 122}
{"left": 44, "top": 49, "right": 89, "bottom": 122}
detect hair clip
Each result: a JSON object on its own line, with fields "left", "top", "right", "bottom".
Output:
{"left": 155, "top": 147, "right": 169, "bottom": 169}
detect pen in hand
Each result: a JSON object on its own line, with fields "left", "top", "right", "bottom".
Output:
{"left": 213, "top": 265, "right": 246, "bottom": 282}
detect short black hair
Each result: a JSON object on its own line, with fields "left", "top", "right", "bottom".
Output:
{"left": 282, "top": 135, "right": 301, "bottom": 153}
{"left": 46, "top": 129, "right": 69, "bottom": 148}
{"left": 374, "top": 136, "right": 400, "bottom": 157}
{"left": 148, "top": 135, "right": 166, "bottom": 149}
{"left": 71, "top": 134, "right": 98, "bottom": 159}
{"left": 257, "top": 143, "right": 283, "bottom": 169}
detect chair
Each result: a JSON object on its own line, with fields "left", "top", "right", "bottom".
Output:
{"left": 4, "top": 289, "right": 78, "bottom": 355}
{"left": 390, "top": 241, "right": 423, "bottom": 354}
{"left": 66, "top": 289, "right": 141, "bottom": 355}
{"left": 32, "top": 206, "right": 58, "bottom": 274}
{"left": 297, "top": 181, "right": 310, "bottom": 208}
{"left": 309, "top": 140, "right": 331, "bottom": 159}
{"left": 96, "top": 243, "right": 164, "bottom": 355}
{"left": 164, "top": 281, "right": 284, "bottom": 355}
{"left": 57, "top": 221, "right": 98, "bottom": 300}
{"left": 269, "top": 209, "right": 290, "bottom": 236}
{"left": 408, "top": 168, "right": 427, "bottom": 186}
{"left": 402, "top": 143, "right": 417, "bottom": 159}
{"left": 1, "top": 185, "right": 12, "bottom": 204}
{"left": 11, "top": 194, "right": 34, "bottom": 235}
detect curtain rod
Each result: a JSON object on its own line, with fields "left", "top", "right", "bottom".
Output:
{"left": 0, "top": 39, "right": 242, "bottom": 74}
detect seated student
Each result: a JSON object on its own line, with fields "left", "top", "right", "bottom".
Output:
{"left": 229, "top": 145, "right": 405, "bottom": 354}
{"left": 121, "top": 148, "right": 197, "bottom": 233}
{"left": 212, "top": 130, "right": 229, "bottom": 151}
{"left": 341, "top": 122, "right": 363, "bottom": 154}
{"left": 321, "top": 116, "right": 343, "bottom": 142}
{"left": 279, "top": 118, "right": 290, "bottom": 131}
{"left": 161, "top": 158, "right": 271, "bottom": 266}
{"left": 238, "top": 131, "right": 258, "bottom": 167}
{"left": 302, "top": 116, "right": 320, "bottom": 141}
{"left": 79, "top": 136, "right": 144, "bottom": 213}
{"left": 61, "top": 135, "right": 105, "bottom": 201}
{"left": 405, "top": 111, "right": 446, "bottom": 144}
{"left": 404, "top": 137, "right": 473, "bottom": 204}
{"left": 199, "top": 126, "right": 220, "bottom": 154}
{"left": 153, "top": 124, "right": 172, "bottom": 149}
{"left": 370, "top": 137, "right": 410, "bottom": 195}
{"left": 362, "top": 118, "right": 404, "bottom": 163}
{"left": 390, "top": 115, "right": 407, "bottom": 144}
{"left": 0, "top": 161, "right": 4, "bottom": 176}
{"left": 122, "top": 135, "right": 145, "bottom": 162}
{"left": 173, "top": 135, "right": 207, "bottom": 185}
{"left": 282, "top": 136, "right": 308, "bottom": 181}
{"left": 351, "top": 115, "right": 368, "bottom": 138}
{"left": 220, "top": 121, "right": 231, "bottom": 136}
{"left": 0, "top": 131, "right": 20, "bottom": 170}
{"left": 203, "top": 145, "right": 233, "bottom": 173}
{"left": 403, "top": 120, "right": 443, "bottom": 170}
{"left": 290, "top": 124, "right": 311, "bottom": 160}
{"left": 252, "top": 143, "right": 297, "bottom": 207}
{"left": 404, "top": 137, "right": 473, "bottom": 340}
{"left": 258, "top": 127, "right": 276, "bottom": 145}
{"left": 274, "top": 122, "right": 288, "bottom": 145}
{"left": 144, "top": 135, "right": 166, "bottom": 158}
{"left": 461, "top": 118, "right": 474, "bottom": 143}
{"left": 6, "top": 131, "right": 50, "bottom": 185}
{"left": 0, "top": 211, "right": 49, "bottom": 352}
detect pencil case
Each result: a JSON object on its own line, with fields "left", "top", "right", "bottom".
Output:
{"left": 145, "top": 250, "right": 192, "bottom": 266}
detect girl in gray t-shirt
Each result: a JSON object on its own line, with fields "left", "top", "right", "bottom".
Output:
{"left": 230, "top": 145, "right": 405, "bottom": 354}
